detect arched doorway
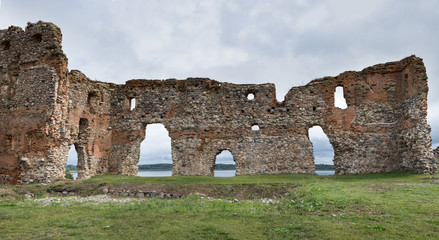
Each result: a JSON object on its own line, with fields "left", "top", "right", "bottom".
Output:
{"left": 214, "top": 150, "right": 236, "bottom": 177}
{"left": 66, "top": 145, "right": 78, "bottom": 180}
{"left": 138, "top": 123, "right": 172, "bottom": 176}
{"left": 308, "top": 126, "right": 334, "bottom": 175}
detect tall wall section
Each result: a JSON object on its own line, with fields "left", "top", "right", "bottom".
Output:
{"left": 0, "top": 21, "right": 70, "bottom": 184}
{"left": 65, "top": 70, "right": 116, "bottom": 179}
{"left": 0, "top": 21, "right": 436, "bottom": 184}
{"left": 289, "top": 58, "right": 436, "bottom": 174}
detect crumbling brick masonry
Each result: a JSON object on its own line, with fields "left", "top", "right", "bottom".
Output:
{"left": 0, "top": 21, "right": 437, "bottom": 184}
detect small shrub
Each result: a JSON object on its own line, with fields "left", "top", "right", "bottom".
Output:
{"left": 65, "top": 170, "right": 74, "bottom": 180}
{"left": 32, "top": 187, "right": 47, "bottom": 198}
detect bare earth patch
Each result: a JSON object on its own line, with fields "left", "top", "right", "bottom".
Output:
{"left": 0, "top": 187, "right": 17, "bottom": 198}
{"left": 48, "top": 182, "right": 298, "bottom": 200}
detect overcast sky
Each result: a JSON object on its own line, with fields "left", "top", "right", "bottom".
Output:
{"left": 1, "top": 0, "right": 438, "bottom": 166}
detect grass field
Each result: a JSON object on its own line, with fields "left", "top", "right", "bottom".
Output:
{"left": 1, "top": 173, "right": 439, "bottom": 239}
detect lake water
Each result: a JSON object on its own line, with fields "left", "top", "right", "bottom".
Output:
{"left": 71, "top": 170, "right": 334, "bottom": 179}
{"left": 314, "top": 170, "right": 335, "bottom": 175}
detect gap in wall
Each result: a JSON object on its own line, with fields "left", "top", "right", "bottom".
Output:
{"left": 308, "top": 126, "right": 335, "bottom": 175}
{"left": 130, "top": 98, "right": 136, "bottom": 111}
{"left": 66, "top": 144, "right": 78, "bottom": 180}
{"left": 334, "top": 86, "right": 348, "bottom": 109}
{"left": 139, "top": 123, "right": 172, "bottom": 176}
{"left": 214, "top": 150, "right": 236, "bottom": 177}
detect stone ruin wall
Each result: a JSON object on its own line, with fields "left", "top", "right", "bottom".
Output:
{"left": 434, "top": 148, "right": 439, "bottom": 164}
{"left": 0, "top": 21, "right": 437, "bottom": 185}
{"left": 0, "top": 22, "right": 70, "bottom": 184}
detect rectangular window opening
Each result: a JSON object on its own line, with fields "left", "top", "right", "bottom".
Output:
{"left": 334, "top": 86, "right": 347, "bottom": 109}
{"left": 130, "top": 98, "right": 136, "bottom": 111}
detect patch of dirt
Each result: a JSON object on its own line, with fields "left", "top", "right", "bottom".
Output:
{"left": 322, "top": 202, "right": 391, "bottom": 217}
{"left": 49, "top": 182, "right": 298, "bottom": 200}
{"left": 0, "top": 187, "right": 18, "bottom": 199}
{"left": 368, "top": 184, "right": 393, "bottom": 192}
{"left": 392, "top": 182, "right": 433, "bottom": 185}
{"left": 0, "top": 188, "right": 15, "bottom": 195}
{"left": 121, "top": 183, "right": 296, "bottom": 199}
{"left": 423, "top": 177, "right": 439, "bottom": 183}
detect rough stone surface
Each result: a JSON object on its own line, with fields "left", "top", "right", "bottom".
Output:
{"left": 0, "top": 21, "right": 437, "bottom": 185}
{"left": 433, "top": 147, "right": 439, "bottom": 164}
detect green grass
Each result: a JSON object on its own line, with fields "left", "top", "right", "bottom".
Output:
{"left": 85, "top": 172, "right": 426, "bottom": 185}
{"left": 1, "top": 173, "right": 439, "bottom": 239}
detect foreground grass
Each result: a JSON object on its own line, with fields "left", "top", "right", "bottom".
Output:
{"left": 1, "top": 173, "right": 439, "bottom": 239}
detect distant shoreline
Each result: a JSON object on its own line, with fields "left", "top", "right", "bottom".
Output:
{"left": 66, "top": 163, "right": 334, "bottom": 171}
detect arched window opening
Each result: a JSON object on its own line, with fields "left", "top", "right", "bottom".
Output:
{"left": 334, "top": 86, "right": 347, "bottom": 109}
{"left": 139, "top": 123, "right": 172, "bottom": 177}
{"left": 66, "top": 145, "right": 78, "bottom": 180}
{"left": 251, "top": 124, "right": 260, "bottom": 131}
{"left": 130, "top": 98, "right": 136, "bottom": 111}
{"left": 247, "top": 93, "right": 255, "bottom": 100}
{"left": 308, "top": 126, "right": 334, "bottom": 175}
{"left": 214, "top": 150, "right": 236, "bottom": 177}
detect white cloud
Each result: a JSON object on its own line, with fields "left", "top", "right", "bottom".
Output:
{"left": 294, "top": 4, "right": 330, "bottom": 31}
{"left": 308, "top": 126, "right": 334, "bottom": 164}
{"left": 326, "top": 0, "right": 387, "bottom": 25}
{"left": 308, "top": 126, "right": 328, "bottom": 141}
{"left": 216, "top": 150, "right": 234, "bottom": 165}
{"left": 67, "top": 146, "right": 77, "bottom": 165}
{"left": 168, "top": 47, "right": 249, "bottom": 71}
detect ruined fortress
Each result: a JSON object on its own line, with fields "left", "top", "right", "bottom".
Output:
{"left": 0, "top": 21, "right": 437, "bottom": 185}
